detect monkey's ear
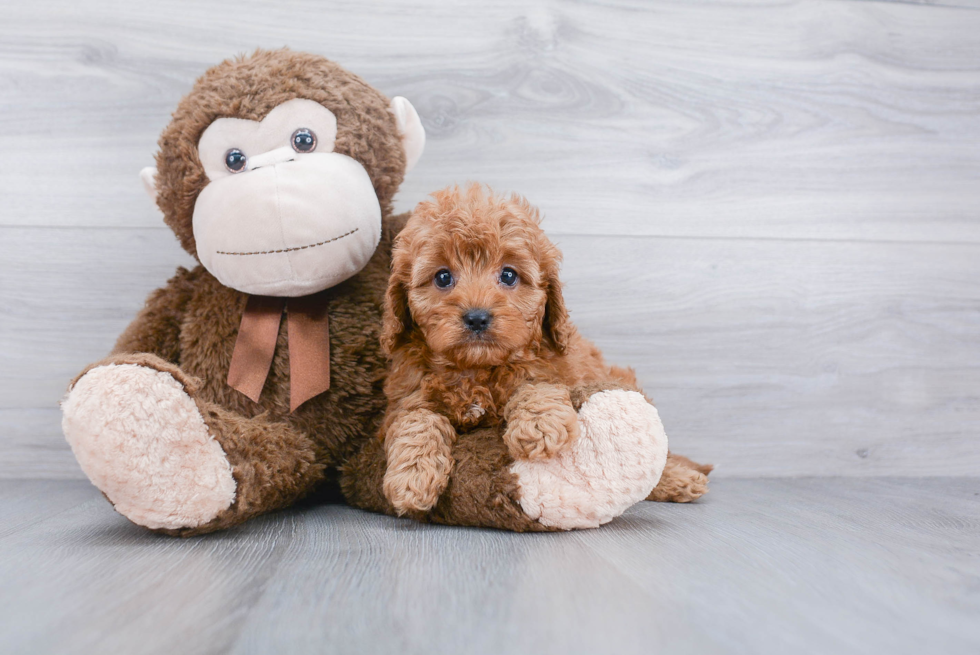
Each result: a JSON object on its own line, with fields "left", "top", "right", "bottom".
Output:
{"left": 390, "top": 97, "right": 425, "bottom": 173}
{"left": 140, "top": 167, "right": 158, "bottom": 201}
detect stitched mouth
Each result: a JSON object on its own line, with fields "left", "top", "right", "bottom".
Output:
{"left": 215, "top": 228, "right": 359, "bottom": 256}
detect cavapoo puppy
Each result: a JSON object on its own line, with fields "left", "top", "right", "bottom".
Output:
{"left": 380, "top": 184, "right": 711, "bottom": 515}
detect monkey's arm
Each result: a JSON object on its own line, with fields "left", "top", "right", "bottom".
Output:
{"left": 111, "top": 266, "right": 199, "bottom": 362}
{"left": 67, "top": 267, "right": 201, "bottom": 392}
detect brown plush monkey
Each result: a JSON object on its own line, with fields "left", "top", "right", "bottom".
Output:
{"left": 61, "top": 49, "right": 707, "bottom": 536}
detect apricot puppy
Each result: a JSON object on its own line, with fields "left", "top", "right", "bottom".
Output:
{"left": 378, "top": 184, "right": 652, "bottom": 515}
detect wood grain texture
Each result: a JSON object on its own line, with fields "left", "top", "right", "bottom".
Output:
{"left": 1, "top": 478, "right": 978, "bottom": 654}
{"left": 1, "top": 0, "right": 979, "bottom": 240}
{"left": 1, "top": 0, "right": 979, "bottom": 477}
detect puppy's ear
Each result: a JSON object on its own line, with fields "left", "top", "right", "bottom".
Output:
{"left": 542, "top": 254, "right": 571, "bottom": 354}
{"left": 381, "top": 246, "right": 414, "bottom": 356}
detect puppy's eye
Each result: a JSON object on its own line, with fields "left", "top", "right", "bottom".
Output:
{"left": 225, "top": 149, "right": 247, "bottom": 173}
{"left": 499, "top": 267, "right": 518, "bottom": 287}
{"left": 291, "top": 128, "right": 317, "bottom": 153}
{"left": 434, "top": 269, "right": 454, "bottom": 289}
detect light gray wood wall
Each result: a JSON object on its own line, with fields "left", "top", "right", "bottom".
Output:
{"left": 1, "top": 0, "right": 978, "bottom": 478}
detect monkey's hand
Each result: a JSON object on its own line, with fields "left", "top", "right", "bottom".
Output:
{"left": 382, "top": 409, "right": 457, "bottom": 516}
{"left": 502, "top": 383, "right": 580, "bottom": 461}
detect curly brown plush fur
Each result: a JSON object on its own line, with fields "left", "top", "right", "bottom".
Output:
{"left": 377, "top": 185, "right": 711, "bottom": 515}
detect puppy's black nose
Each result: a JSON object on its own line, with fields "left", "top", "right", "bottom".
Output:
{"left": 462, "top": 309, "right": 493, "bottom": 333}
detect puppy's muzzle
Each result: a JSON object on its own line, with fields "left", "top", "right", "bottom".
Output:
{"left": 462, "top": 309, "right": 493, "bottom": 334}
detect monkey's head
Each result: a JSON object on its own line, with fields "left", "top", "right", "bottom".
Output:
{"left": 141, "top": 49, "right": 425, "bottom": 297}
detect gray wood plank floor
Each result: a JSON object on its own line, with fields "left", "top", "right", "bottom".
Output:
{"left": 1, "top": 0, "right": 978, "bottom": 478}
{"left": 1, "top": 478, "right": 978, "bottom": 655}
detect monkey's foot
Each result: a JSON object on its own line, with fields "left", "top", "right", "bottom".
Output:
{"left": 62, "top": 364, "right": 236, "bottom": 530}
{"left": 510, "top": 389, "right": 668, "bottom": 530}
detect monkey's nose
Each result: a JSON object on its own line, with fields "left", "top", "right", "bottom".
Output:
{"left": 247, "top": 146, "right": 297, "bottom": 171}
{"left": 462, "top": 309, "right": 493, "bottom": 333}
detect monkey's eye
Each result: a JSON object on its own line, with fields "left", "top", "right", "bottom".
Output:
{"left": 499, "top": 267, "right": 518, "bottom": 287}
{"left": 291, "top": 128, "right": 317, "bottom": 153}
{"left": 224, "top": 149, "right": 247, "bottom": 173}
{"left": 434, "top": 269, "right": 454, "bottom": 289}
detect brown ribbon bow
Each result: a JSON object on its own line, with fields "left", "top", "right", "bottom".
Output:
{"left": 226, "top": 294, "right": 331, "bottom": 412}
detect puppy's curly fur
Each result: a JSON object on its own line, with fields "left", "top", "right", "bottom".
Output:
{"left": 380, "top": 184, "right": 710, "bottom": 515}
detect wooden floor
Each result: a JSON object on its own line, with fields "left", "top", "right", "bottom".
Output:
{"left": 1, "top": 477, "right": 977, "bottom": 655}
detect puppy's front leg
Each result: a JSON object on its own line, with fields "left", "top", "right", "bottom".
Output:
{"left": 502, "top": 383, "right": 580, "bottom": 460}
{"left": 383, "top": 409, "right": 457, "bottom": 515}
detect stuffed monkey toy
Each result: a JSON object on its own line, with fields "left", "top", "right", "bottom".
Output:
{"left": 61, "top": 49, "right": 708, "bottom": 536}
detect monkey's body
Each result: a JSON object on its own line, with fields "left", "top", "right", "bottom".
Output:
{"left": 60, "top": 50, "right": 709, "bottom": 536}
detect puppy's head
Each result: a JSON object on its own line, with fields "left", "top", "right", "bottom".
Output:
{"left": 382, "top": 184, "right": 570, "bottom": 367}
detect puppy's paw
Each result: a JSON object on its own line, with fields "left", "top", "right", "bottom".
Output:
{"left": 503, "top": 383, "right": 580, "bottom": 461}
{"left": 503, "top": 410, "right": 578, "bottom": 461}
{"left": 383, "top": 410, "right": 456, "bottom": 515}
{"left": 646, "top": 462, "right": 710, "bottom": 503}
{"left": 383, "top": 459, "right": 452, "bottom": 515}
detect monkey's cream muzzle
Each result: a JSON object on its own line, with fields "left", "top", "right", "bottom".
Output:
{"left": 193, "top": 151, "right": 382, "bottom": 297}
